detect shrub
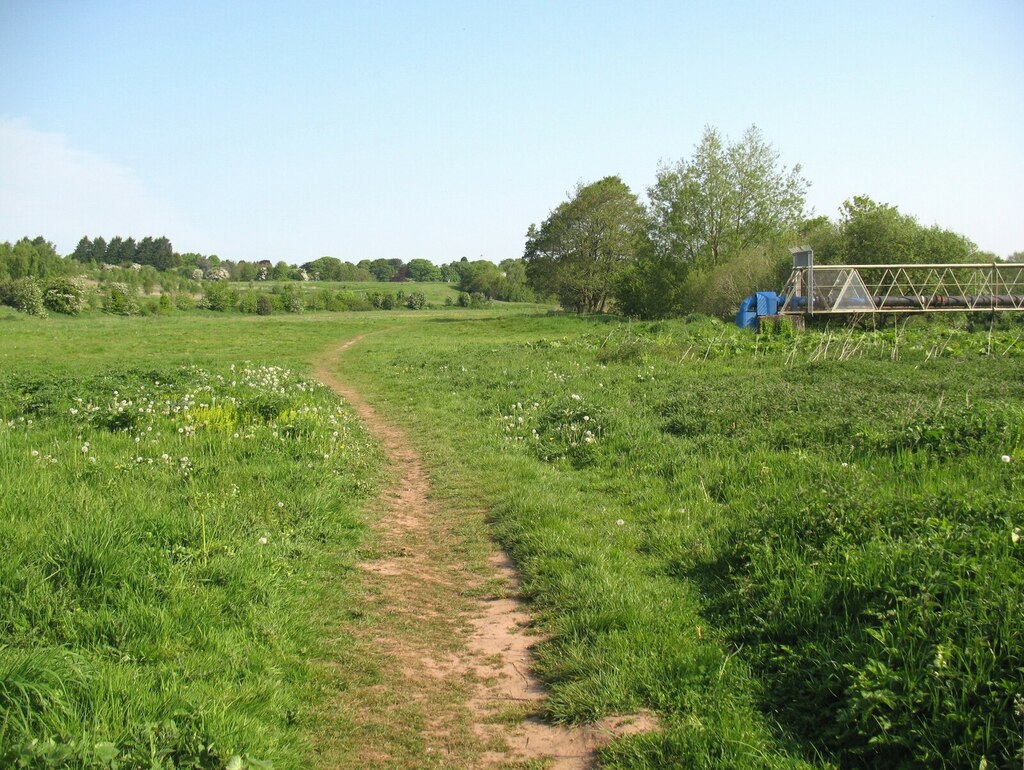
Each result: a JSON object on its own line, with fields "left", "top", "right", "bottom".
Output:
{"left": 405, "top": 291, "right": 426, "bottom": 310}
{"left": 237, "top": 291, "right": 259, "bottom": 314}
{"left": 277, "top": 285, "right": 303, "bottom": 313}
{"left": 203, "top": 281, "right": 238, "bottom": 312}
{"left": 173, "top": 293, "right": 196, "bottom": 311}
{"left": 102, "top": 283, "right": 139, "bottom": 315}
{"left": 256, "top": 294, "right": 273, "bottom": 315}
{"left": 3, "top": 277, "right": 48, "bottom": 317}
{"left": 42, "top": 277, "right": 85, "bottom": 315}
{"left": 456, "top": 291, "right": 471, "bottom": 307}
{"left": 343, "top": 292, "right": 373, "bottom": 312}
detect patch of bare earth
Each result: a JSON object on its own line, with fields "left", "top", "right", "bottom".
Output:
{"left": 311, "top": 336, "right": 655, "bottom": 769}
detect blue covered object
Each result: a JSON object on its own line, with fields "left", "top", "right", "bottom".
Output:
{"left": 736, "top": 292, "right": 785, "bottom": 329}
{"left": 736, "top": 295, "right": 758, "bottom": 329}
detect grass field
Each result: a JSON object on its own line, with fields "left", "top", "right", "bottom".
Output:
{"left": 336, "top": 313, "right": 1024, "bottom": 768}
{"left": 226, "top": 280, "right": 465, "bottom": 306}
{"left": 1, "top": 306, "right": 1022, "bottom": 768}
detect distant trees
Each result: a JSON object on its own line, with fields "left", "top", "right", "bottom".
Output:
{"left": 71, "top": 235, "right": 177, "bottom": 270}
{"left": 808, "top": 196, "right": 977, "bottom": 265}
{"left": 525, "top": 176, "right": 649, "bottom": 313}
{"left": 300, "top": 256, "right": 373, "bottom": 281}
{"left": 0, "top": 237, "right": 69, "bottom": 282}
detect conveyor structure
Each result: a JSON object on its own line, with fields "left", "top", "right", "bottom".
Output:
{"left": 736, "top": 248, "right": 1024, "bottom": 330}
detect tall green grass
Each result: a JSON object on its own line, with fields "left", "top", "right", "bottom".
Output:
{"left": 339, "top": 313, "right": 1024, "bottom": 768}
{"left": 0, "top": 361, "right": 383, "bottom": 768}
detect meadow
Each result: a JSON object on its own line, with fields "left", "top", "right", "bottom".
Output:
{"left": 1, "top": 306, "right": 1022, "bottom": 769}
{"left": 336, "top": 313, "right": 1024, "bottom": 769}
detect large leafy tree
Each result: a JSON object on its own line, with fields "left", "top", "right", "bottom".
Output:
{"left": 649, "top": 125, "right": 807, "bottom": 269}
{"left": 525, "top": 176, "right": 649, "bottom": 313}
{"left": 406, "top": 258, "right": 442, "bottom": 282}
{"left": 810, "top": 196, "right": 976, "bottom": 265}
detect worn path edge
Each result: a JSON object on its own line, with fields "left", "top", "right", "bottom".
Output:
{"left": 311, "top": 334, "right": 656, "bottom": 769}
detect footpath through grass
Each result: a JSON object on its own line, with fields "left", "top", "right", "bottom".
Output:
{"left": 337, "top": 313, "right": 1024, "bottom": 769}
{"left": 0, "top": 306, "right": 540, "bottom": 769}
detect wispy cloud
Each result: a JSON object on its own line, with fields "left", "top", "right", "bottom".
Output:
{"left": 0, "top": 118, "right": 198, "bottom": 253}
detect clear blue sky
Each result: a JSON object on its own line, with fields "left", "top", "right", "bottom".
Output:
{"left": 1, "top": 0, "right": 1021, "bottom": 263}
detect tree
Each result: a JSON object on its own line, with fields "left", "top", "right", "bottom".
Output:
{"left": 91, "top": 236, "right": 108, "bottom": 263}
{"left": 525, "top": 176, "right": 649, "bottom": 313}
{"left": 458, "top": 260, "right": 503, "bottom": 298}
{"left": 497, "top": 258, "right": 534, "bottom": 302}
{"left": 811, "top": 196, "right": 976, "bottom": 265}
{"left": 649, "top": 125, "right": 807, "bottom": 269}
{"left": 366, "top": 258, "right": 398, "bottom": 282}
{"left": 71, "top": 237, "right": 93, "bottom": 263}
{"left": 439, "top": 262, "right": 462, "bottom": 283}
{"left": 406, "top": 258, "right": 442, "bottom": 282}
{"left": 303, "top": 256, "right": 344, "bottom": 281}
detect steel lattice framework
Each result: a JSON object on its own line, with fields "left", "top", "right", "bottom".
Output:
{"left": 778, "top": 262, "right": 1024, "bottom": 316}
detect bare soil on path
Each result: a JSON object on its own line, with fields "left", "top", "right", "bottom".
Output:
{"left": 310, "top": 336, "right": 654, "bottom": 769}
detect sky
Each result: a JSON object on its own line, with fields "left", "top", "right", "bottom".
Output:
{"left": 1, "top": 0, "right": 1022, "bottom": 263}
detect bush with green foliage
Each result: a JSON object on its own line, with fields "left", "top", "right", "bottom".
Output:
{"left": 102, "top": 282, "right": 140, "bottom": 315}
{"left": 256, "top": 294, "right": 273, "bottom": 315}
{"left": 203, "top": 281, "right": 239, "bottom": 312}
{"left": 276, "top": 285, "right": 303, "bottom": 313}
{"left": 237, "top": 291, "right": 259, "bottom": 314}
{"left": 173, "top": 293, "right": 196, "bottom": 311}
{"left": 405, "top": 291, "right": 426, "bottom": 310}
{"left": 2, "top": 276, "right": 48, "bottom": 317}
{"left": 42, "top": 277, "right": 85, "bottom": 315}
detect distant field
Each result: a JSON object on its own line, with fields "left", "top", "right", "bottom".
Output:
{"left": 227, "top": 279, "right": 464, "bottom": 305}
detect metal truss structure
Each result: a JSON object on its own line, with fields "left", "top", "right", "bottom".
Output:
{"left": 778, "top": 256, "right": 1024, "bottom": 317}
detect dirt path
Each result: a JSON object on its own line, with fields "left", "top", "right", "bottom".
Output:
{"left": 311, "top": 335, "right": 653, "bottom": 769}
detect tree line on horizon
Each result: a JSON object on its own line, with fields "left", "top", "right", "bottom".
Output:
{"left": 8, "top": 235, "right": 532, "bottom": 302}
{"left": 3, "top": 124, "right": 1021, "bottom": 320}
{"left": 523, "top": 125, "right": 1018, "bottom": 318}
